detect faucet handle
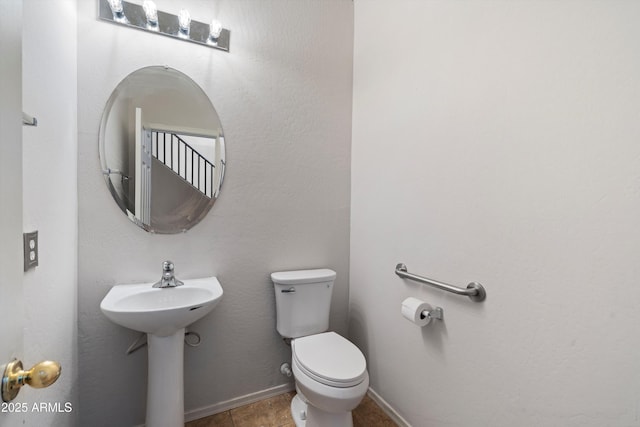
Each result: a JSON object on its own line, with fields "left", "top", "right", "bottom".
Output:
{"left": 162, "top": 260, "right": 174, "bottom": 273}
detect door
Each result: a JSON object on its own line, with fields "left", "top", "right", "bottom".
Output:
{"left": 0, "top": 0, "right": 26, "bottom": 424}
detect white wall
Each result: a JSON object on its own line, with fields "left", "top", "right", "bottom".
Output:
{"left": 77, "top": 1, "right": 353, "bottom": 425}
{"left": 351, "top": 1, "right": 640, "bottom": 426}
{"left": 22, "top": 1, "right": 78, "bottom": 425}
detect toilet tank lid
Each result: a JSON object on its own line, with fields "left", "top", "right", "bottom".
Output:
{"left": 271, "top": 269, "right": 336, "bottom": 285}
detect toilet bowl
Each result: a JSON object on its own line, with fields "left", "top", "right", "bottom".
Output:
{"left": 290, "top": 332, "right": 369, "bottom": 426}
{"left": 271, "top": 269, "right": 369, "bottom": 427}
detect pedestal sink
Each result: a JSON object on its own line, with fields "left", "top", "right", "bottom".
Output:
{"left": 100, "top": 276, "right": 223, "bottom": 427}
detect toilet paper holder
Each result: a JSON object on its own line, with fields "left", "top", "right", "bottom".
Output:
{"left": 422, "top": 306, "right": 443, "bottom": 321}
{"left": 401, "top": 297, "right": 443, "bottom": 327}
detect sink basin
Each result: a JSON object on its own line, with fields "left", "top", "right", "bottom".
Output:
{"left": 100, "top": 276, "right": 223, "bottom": 336}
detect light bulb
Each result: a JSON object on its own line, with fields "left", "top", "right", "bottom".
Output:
{"left": 209, "top": 19, "right": 223, "bottom": 43}
{"left": 142, "top": 0, "right": 158, "bottom": 28}
{"left": 178, "top": 9, "right": 191, "bottom": 36}
{"left": 107, "top": 0, "right": 126, "bottom": 22}
{"left": 107, "top": 0, "right": 123, "bottom": 13}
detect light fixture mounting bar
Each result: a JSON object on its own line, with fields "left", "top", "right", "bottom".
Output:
{"left": 98, "top": 0, "right": 230, "bottom": 52}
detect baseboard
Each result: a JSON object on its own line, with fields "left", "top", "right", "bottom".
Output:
{"left": 184, "top": 382, "right": 296, "bottom": 422}
{"left": 367, "top": 387, "right": 411, "bottom": 427}
{"left": 139, "top": 383, "right": 405, "bottom": 426}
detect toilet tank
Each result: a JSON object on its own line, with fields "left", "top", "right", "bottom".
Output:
{"left": 271, "top": 269, "right": 336, "bottom": 339}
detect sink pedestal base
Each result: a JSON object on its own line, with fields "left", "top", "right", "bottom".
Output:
{"left": 146, "top": 328, "right": 185, "bottom": 427}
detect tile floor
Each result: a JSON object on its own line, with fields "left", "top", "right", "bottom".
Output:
{"left": 185, "top": 391, "right": 398, "bottom": 427}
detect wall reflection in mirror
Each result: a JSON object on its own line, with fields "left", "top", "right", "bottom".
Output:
{"left": 99, "top": 66, "right": 225, "bottom": 233}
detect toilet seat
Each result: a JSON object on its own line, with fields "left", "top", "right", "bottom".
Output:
{"left": 292, "top": 332, "right": 367, "bottom": 388}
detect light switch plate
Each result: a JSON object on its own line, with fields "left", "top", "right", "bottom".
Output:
{"left": 23, "top": 231, "right": 38, "bottom": 272}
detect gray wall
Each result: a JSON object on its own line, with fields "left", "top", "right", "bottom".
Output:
{"left": 351, "top": 1, "right": 640, "bottom": 426}
{"left": 78, "top": 0, "right": 353, "bottom": 425}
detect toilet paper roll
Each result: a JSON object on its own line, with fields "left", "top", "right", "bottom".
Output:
{"left": 401, "top": 297, "right": 432, "bottom": 327}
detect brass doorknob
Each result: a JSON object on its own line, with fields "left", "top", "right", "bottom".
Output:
{"left": 2, "top": 359, "right": 61, "bottom": 402}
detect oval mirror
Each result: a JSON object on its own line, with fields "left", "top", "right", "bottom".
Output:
{"left": 99, "top": 66, "right": 225, "bottom": 234}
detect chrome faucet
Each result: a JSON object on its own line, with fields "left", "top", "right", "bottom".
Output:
{"left": 152, "top": 261, "right": 184, "bottom": 288}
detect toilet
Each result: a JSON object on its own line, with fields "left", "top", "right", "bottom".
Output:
{"left": 271, "top": 269, "right": 369, "bottom": 427}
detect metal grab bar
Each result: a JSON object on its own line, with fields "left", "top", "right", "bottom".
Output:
{"left": 395, "top": 263, "right": 486, "bottom": 302}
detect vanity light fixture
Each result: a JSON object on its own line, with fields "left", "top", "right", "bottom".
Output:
{"left": 142, "top": 0, "right": 158, "bottom": 30}
{"left": 98, "top": 0, "right": 231, "bottom": 52}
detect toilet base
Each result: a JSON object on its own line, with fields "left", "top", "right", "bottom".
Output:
{"left": 290, "top": 394, "right": 353, "bottom": 427}
{"left": 291, "top": 394, "right": 307, "bottom": 427}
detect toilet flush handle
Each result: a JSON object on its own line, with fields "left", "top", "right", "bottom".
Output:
{"left": 281, "top": 287, "right": 296, "bottom": 293}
